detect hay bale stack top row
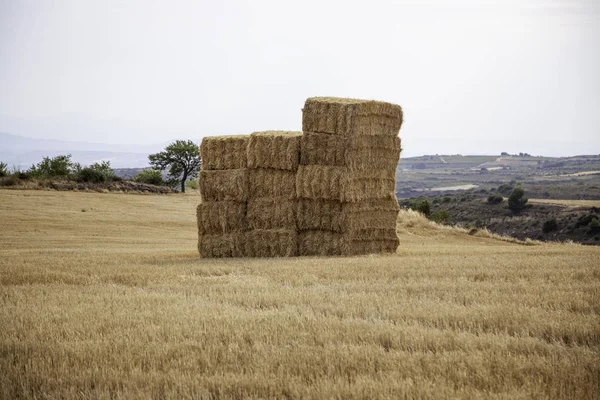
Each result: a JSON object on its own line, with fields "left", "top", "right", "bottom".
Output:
{"left": 197, "top": 97, "right": 403, "bottom": 258}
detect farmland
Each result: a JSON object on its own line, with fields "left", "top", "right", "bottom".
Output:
{"left": 1, "top": 190, "right": 599, "bottom": 399}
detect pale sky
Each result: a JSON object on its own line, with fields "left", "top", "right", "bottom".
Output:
{"left": 1, "top": 0, "right": 599, "bottom": 156}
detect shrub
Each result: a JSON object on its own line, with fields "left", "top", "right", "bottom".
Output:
{"left": 542, "top": 218, "right": 558, "bottom": 233}
{"left": 0, "top": 162, "right": 8, "bottom": 177}
{"left": 497, "top": 183, "right": 514, "bottom": 195}
{"left": 28, "top": 154, "right": 75, "bottom": 178}
{"left": 186, "top": 179, "right": 199, "bottom": 191}
{"left": 135, "top": 169, "right": 164, "bottom": 186}
{"left": 430, "top": 210, "right": 451, "bottom": 225}
{"left": 415, "top": 199, "right": 431, "bottom": 216}
{"left": 508, "top": 187, "right": 528, "bottom": 212}
{"left": 442, "top": 196, "right": 452, "bottom": 203}
{"left": 487, "top": 194, "right": 503, "bottom": 204}
{"left": 589, "top": 217, "right": 600, "bottom": 233}
{"left": 76, "top": 161, "right": 115, "bottom": 183}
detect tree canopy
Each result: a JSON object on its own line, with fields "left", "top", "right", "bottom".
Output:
{"left": 148, "top": 140, "right": 201, "bottom": 193}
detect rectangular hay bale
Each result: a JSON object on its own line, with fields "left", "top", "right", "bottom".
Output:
{"left": 244, "top": 229, "right": 297, "bottom": 257}
{"left": 200, "top": 135, "right": 249, "bottom": 170}
{"left": 297, "top": 230, "right": 348, "bottom": 256}
{"left": 196, "top": 201, "right": 247, "bottom": 235}
{"left": 296, "top": 198, "right": 399, "bottom": 232}
{"left": 302, "top": 97, "right": 403, "bottom": 137}
{"left": 247, "top": 198, "right": 296, "bottom": 230}
{"left": 249, "top": 168, "right": 296, "bottom": 200}
{"left": 295, "top": 165, "right": 396, "bottom": 202}
{"left": 300, "top": 131, "right": 401, "bottom": 170}
{"left": 199, "top": 169, "right": 248, "bottom": 202}
{"left": 298, "top": 229, "right": 399, "bottom": 256}
{"left": 247, "top": 131, "right": 302, "bottom": 171}
{"left": 198, "top": 232, "right": 244, "bottom": 258}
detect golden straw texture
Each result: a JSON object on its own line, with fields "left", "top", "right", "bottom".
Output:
{"left": 200, "top": 135, "right": 249, "bottom": 170}
{"left": 247, "top": 131, "right": 302, "bottom": 171}
{"left": 302, "top": 97, "right": 403, "bottom": 137}
{"left": 199, "top": 169, "right": 248, "bottom": 202}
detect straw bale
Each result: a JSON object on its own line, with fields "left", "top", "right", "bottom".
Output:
{"left": 247, "top": 131, "right": 302, "bottom": 171}
{"left": 196, "top": 201, "right": 247, "bottom": 235}
{"left": 198, "top": 232, "right": 244, "bottom": 258}
{"left": 296, "top": 198, "right": 399, "bottom": 232}
{"left": 199, "top": 169, "right": 248, "bottom": 202}
{"left": 247, "top": 198, "right": 296, "bottom": 230}
{"left": 348, "top": 238, "right": 399, "bottom": 255}
{"left": 297, "top": 230, "right": 348, "bottom": 256}
{"left": 200, "top": 135, "right": 249, "bottom": 170}
{"left": 302, "top": 97, "right": 403, "bottom": 137}
{"left": 300, "top": 131, "right": 401, "bottom": 169}
{"left": 249, "top": 168, "right": 296, "bottom": 200}
{"left": 295, "top": 165, "right": 396, "bottom": 202}
{"left": 298, "top": 229, "right": 399, "bottom": 256}
{"left": 244, "top": 229, "right": 297, "bottom": 257}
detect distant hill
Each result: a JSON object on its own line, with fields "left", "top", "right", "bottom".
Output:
{"left": 0, "top": 132, "right": 171, "bottom": 169}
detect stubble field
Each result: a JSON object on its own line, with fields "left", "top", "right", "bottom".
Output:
{"left": 0, "top": 190, "right": 599, "bottom": 399}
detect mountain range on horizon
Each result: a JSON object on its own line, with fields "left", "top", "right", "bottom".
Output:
{"left": 0, "top": 131, "right": 597, "bottom": 170}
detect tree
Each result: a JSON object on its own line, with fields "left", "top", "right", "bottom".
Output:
{"left": 508, "top": 187, "right": 528, "bottom": 212}
{"left": 148, "top": 140, "right": 200, "bottom": 192}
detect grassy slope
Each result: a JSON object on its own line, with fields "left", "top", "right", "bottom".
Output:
{"left": 1, "top": 190, "right": 599, "bottom": 399}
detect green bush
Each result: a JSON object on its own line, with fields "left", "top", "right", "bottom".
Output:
{"left": 415, "top": 199, "right": 431, "bottom": 216}
{"left": 28, "top": 154, "right": 75, "bottom": 178}
{"left": 487, "top": 194, "right": 503, "bottom": 204}
{"left": 186, "top": 179, "right": 199, "bottom": 191}
{"left": 589, "top": 217, "right": 600, "bottom": 233}
{"left": 508, "top": 187, "right": 528, "bottom": 212}
{"left": 442, "top": 196, "right": 452, "bottom": 203}
{"left": 430, "top": 210, "right": 451, "bottom": 225}
{"left": 0, "top": 162, "right": 8, "bottom": 177}
{"left": 497, "top": 183, "right": 514, "bottom": 195}
{"left": 135, "top": 169, "right": 164, "bottom": 186}
{"left": 542, "top": 218, "right": 558, "bottom": 233}
{"left": 76, "top": 161, "right": 115, "bottom": 183}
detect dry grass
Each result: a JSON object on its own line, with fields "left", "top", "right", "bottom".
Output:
{"left": 528, "top": 198, "right": 600, "bottom": 208}
{"left": 200, "top": 135, "right": 249, "bottom": 170}
{"left": 1, "top": 190, "right": 599, "bottom": 399}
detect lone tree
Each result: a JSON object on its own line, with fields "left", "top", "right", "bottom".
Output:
{"left": 148, "top": 140, "right": 201, "bottom": 193}
{"left": 508, "top": 187, "right": 528, "bottom": 212}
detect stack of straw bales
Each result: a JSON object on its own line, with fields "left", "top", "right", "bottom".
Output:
{"left": 245, "top": 131, "right": 302, "bottom": 257}
{"left": 296, "top": 97, "right": 403, "bottom": 256}
{"left": 197, "top": 96, "right": 403, "bottom": 258}
{"left": 197, "top": 135, "right": 249, "bottom": 257}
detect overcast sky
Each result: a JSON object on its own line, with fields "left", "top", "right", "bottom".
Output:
{"left": 1, "top": 0, "right": 599, "bottom": 156}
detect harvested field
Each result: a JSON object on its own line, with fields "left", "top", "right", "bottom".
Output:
{"left": 247, "top": 131, "right": 302, "bottom": 171}
{"left": 1, "top": 190, "right": 599, "bottom": 398}
{"left": 200, "top": 135, "right": 249, "bottom": 170}
{"left": 302, "top": 97, "right": 403, "bottom": 137}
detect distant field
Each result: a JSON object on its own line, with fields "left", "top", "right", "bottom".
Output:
{"left": 528, "top": 198, "right": 600, "bottom": 208}
{"left": 1, "top": 190, "right": 599, "bottom": 399}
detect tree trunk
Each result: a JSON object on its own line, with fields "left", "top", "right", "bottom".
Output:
{"left": 180, "top": 172, "right": 187, "bottom": 193}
